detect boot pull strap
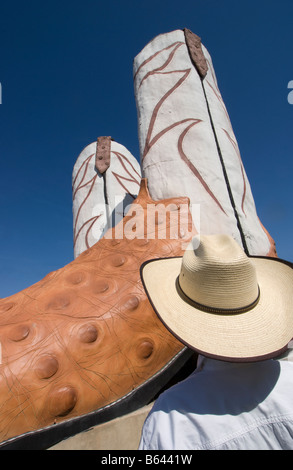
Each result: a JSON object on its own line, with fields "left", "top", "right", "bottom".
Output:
{"left": 184, "top": 28, "right": 208, "bottom": 79}
{"left": 95, "top": 136, "right": 112, "bottom": 174}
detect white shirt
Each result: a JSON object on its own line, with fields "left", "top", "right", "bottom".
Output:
{"left": 139, "top": 352, "right": 293, "bottom": 450}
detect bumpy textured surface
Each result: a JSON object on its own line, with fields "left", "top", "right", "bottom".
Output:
{"left": 0, "top": 179, "right": 196, "bottom": 445}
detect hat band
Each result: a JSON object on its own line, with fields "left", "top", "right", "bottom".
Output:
{"left": 176, "top": 277, "right": 260, "bottom": 315}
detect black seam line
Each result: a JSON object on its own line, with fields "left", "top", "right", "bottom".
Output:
{"left": 200, "top": 79, "right": 249, "bottom": 255}
{"left": 102, "top": 171, "right": 112, "bottom": 230}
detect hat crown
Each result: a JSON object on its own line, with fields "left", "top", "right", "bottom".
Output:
{"left": 179, "top": 235, "right": 259, "bottom": 310}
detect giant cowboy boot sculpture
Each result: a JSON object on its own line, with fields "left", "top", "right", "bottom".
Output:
{"left": 134, "top": 28, "right": 276, "bottom": 257}
{"left": 0, "top": 179, "right": 196, "bottom": 449}
{"left": 73, "top": 138, "right": 141, "bottom": 258}
{"left": 0, "top": 28, "right": 276, "bottom": 449}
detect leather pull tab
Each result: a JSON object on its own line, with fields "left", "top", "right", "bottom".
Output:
{"left": 184, "top": 28, "right": 208, "bottom": 79}
{"left": 95, "top": 136, "right": 111, "bottom": 174}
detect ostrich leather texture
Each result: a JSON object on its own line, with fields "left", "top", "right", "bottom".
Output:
{"left": 0, "top": 179, "right": 196, "bottom": 444}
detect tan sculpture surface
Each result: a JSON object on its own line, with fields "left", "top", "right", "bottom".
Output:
{"left": 0, "top": 179, "right": 196, "bottom": 447}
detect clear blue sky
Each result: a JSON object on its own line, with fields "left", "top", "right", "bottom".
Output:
{"left": 0, "top": 0, "right": 292, "bottom": 297}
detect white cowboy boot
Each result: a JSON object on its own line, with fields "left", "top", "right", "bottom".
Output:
{"left": 134, "top": 28, "right": 276, "bottom": 257}
{"left": 72, "top": 137, "right": 141, "bottom": 257}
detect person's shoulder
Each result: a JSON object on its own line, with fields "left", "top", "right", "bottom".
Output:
{"left": 150, "top": 369, "right": 199, "bottom": 411}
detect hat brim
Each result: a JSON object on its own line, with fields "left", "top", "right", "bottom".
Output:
{"left": 141, "top": 256, "right": 293, "bottom": 362}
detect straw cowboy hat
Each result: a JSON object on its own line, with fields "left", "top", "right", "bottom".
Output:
{"left": 141, "top": 234, "right": 293, "bottom": 362}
